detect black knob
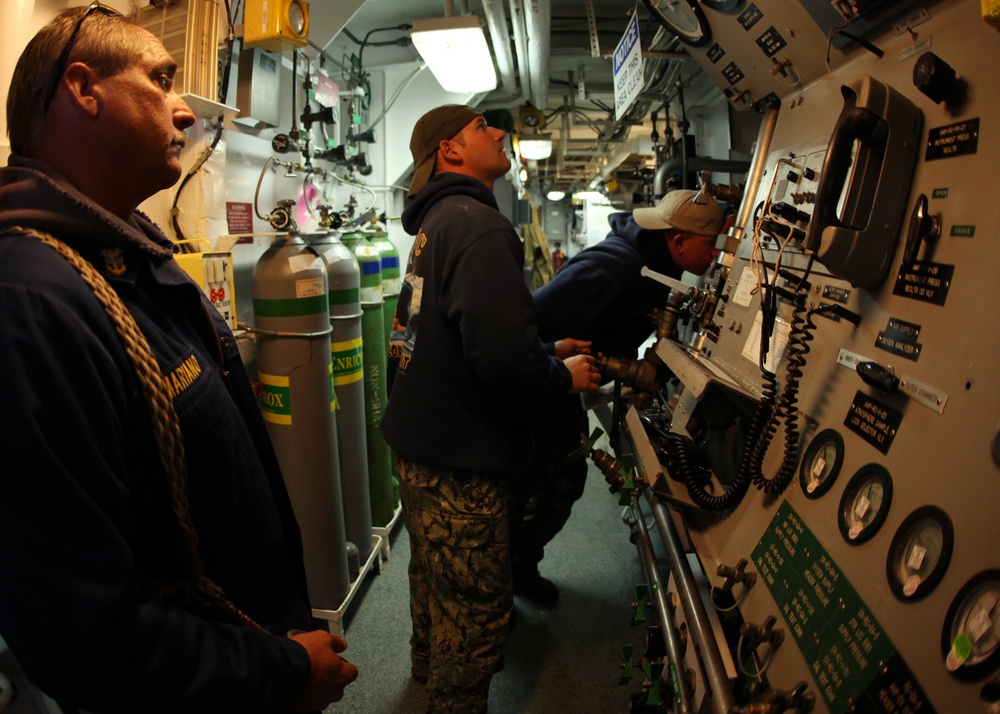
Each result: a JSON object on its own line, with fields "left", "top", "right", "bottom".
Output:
{"left": 348, "top": 127, "right": 378, "bottom": 144}
{"left": 913, "top": 51, "right": 962, "bottom": 105}
{"left": 803, "top": 167, "right": 816, "bottom": 181}
{"left": 272, "top": 133, "right": 295, "bottom": 154}
{"left": 857, "top": 361, "right": 899, "bottom": 394}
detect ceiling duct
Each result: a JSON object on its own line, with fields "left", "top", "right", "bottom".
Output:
{"left": 522, "top": 0, "right": 550, "bottom": 110}
{"left": 507, "top": 0, "right": 532, "bottom": 104}
{"left": 481, "top": 0, "right": 517, "bottom": 95}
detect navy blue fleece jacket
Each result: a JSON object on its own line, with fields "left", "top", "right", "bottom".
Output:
{"left": 533, "top": 212, "right": 683, "bottom": 360}
{"left": 0, "top": 156, "right": 313, "bottom": 713}
{"left": 381, "top": 173, "right": 571, "bottom": 473}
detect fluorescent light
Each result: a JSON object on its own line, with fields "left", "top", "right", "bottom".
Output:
{"left": 573, "top": 190, "right": 607, "bottom": 202}
{"left": 411, "top": 16, "right": 497, "bottom": 94}
{"left": 519, "top": 134, "right": 553, "bottom": 160}
{"left": 546, "top": 190, "right": 566, "bottom": 201}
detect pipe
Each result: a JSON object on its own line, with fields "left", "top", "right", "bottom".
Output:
{"left": 482, "top": 0, "right": 517, "bottom": 95}
{"left": 731, "top": 101, "right": 780, "bottom": 244}
{"left": 677, "top": 82, "right": 689, "bottom": 188}
{"left": 629, "top": 497, "right": 694, "bottom": 713}
{"left": 646, "top": 491, "right": 736, "bottom": 714}
{"left": 654, "top": 157, "right": 753, "bottom": 196}
{"left": 508, "top": 0, "right": 532, "bottom": 105}
{"left": 524, "top": 0, "right": 551, "bottom": 110}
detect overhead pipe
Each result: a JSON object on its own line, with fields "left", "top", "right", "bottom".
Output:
{"left": 654, "top": 156, "right": 752, "bottom": 196}
{"left": 507, "top": 0, "right": 533, "bottom": 106}
{"left": 523, "top": 0, "right": 551, "bottom": 110}
{"left": 481, "top": 0, "right": 517, "bottom": 96}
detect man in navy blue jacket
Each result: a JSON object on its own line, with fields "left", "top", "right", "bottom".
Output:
{"left": 510, "top": 189, "right": 726, "bottom": 605}
{"left": 0, "top": 7, "right": 357, "bottom": 711}
{"left": 381, "top": 104, "right": 600, "bottom": 713}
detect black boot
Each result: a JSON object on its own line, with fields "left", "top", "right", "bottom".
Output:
{"left": 513, "top": 568, "right": 559, "bottom": 606}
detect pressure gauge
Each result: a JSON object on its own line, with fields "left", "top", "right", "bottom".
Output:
{"left": 799, "top": 429, "right": 845, "bottom": 499}
{"left": 700, "top": 0, "right": 740, "bottom": 10}
{"left": 838, "top": 464, "right": 892, "bottom": 544}
{"left": 942, "top": 570, "right": 1000, "bottom": 680}
{"left": 640, "top": 0, "right": 712, "bottom": 47}
{"left": 886, "top": 506, "right": 954, "bottom": 602}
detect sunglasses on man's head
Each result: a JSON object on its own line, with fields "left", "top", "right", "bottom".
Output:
{"left": 43, "top": 2, "right": 125, "bottom": 113}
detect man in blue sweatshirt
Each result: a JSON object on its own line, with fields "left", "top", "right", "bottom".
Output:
{"left": 0, "top": 7, "right": 357, "bottom": 711}
{"left": 510, "top": 189, "right": 727, "bottom": 605}
{"left": 381, "top": 104, "right": 600, "bottom": 713}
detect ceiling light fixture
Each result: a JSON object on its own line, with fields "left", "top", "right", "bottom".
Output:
{"left": 546, "top": 190, "right": 566, "bottom": 201}
{"left": 519, "top": 133, "right": 553, "bottom": 160}
{"left": 411, "top": 15, "right": 497, "bottom": 94}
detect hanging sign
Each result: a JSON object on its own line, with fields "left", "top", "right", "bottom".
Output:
{"left": 613, "top": 12, "right": 643, "bottom": 121}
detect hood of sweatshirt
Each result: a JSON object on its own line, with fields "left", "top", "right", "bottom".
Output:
{"left": 401, "top": 173, "right": 499, "bottom": 235}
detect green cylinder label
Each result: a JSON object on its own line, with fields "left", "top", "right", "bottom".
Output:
{"left": 329, "top": 286, "right": 361, "bottom": 307}
{"left": 259, "top": 372, "right": 291, "bottom": 425}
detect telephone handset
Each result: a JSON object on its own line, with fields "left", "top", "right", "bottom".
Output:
{"left": 803, "top": 76, "right": 922, "bottom": 289}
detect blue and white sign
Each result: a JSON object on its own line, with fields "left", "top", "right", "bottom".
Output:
{"left": 613, "top": 12, "right": 644, "bottom": 121}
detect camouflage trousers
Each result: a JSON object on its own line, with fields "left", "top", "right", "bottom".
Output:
{"left": 398, "top": 459, "right": 512, "bottom": 714}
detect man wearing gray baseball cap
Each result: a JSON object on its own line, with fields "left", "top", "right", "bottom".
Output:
{"left": 509, "top": 189, "right": 729, "bottom": 606}
{"left": 381, "top": 104, "right": 600, "bottom": 713}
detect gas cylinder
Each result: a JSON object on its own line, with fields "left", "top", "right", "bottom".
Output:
{"left": 368, "top": 226, "right": 400, "bottom": 343}
{"left": 252, "top": 234, "right": 350, "bottom": 608}
{"left": 308, "top": 231, "right": 373, "bottom": 567}
{"left": 368, "top": 225, "right": 402, "bottom": 505}
{"left": 340, "top": 230, "right": 396, "bottom": 527}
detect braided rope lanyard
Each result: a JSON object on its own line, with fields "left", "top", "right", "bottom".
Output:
{"left": 1, "top": 227, "right": 264, "bottom": 632}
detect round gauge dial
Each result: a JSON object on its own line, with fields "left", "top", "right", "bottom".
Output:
{"left": 701, "top": 0, "right": 740, "bottom": 10}
{"left": 886, "top": 506, "right": 954, "bottom": 602}
{"left": 799, "top": 429, "right": 845, "bottom": 499}
{"left": 942, "top": 570, "right": 1000, "bottom": 681}
{"left": 640, "top": 0, "right": 712, "bottom": 47}
{"left": 838, "top": 464, "right": 892, "bottom": 544}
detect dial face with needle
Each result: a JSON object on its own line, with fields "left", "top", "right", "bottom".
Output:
{"left": 640, "top": 0, "right": 712, "bottom": 47}
{"left": 701, "top": 0, "right": 740, "bottom": 10}
{"left": 799, "top": 429, "right": 845, "bottom": 499}
{"left": 942, "top": 571, "right": 1000, "bottom": 680}
{"left": 838, "top": 464, "right": 892, "bottom": 544}
{"left": 886, "top": 506, "right": 954, "bottom": 602}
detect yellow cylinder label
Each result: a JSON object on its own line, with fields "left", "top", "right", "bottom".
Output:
{"left": 332, "top": 337, "right": 364, "bottom": 386}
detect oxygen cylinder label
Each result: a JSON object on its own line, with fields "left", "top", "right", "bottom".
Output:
{"left": 259, "top": 372, "right": 292, "bottom": 424}
{"left": 332, "top": 337, "right": 364, "bottom": 386}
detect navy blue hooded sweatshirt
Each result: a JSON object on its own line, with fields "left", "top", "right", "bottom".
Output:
{"left": 0, "top": 157, "right": 313, "bottom": 712}
{"left": 533, "top": 212, "right": 683, "bottom": 360}
{"left": 380, "top": 173, "right": 571, "bottom": 474}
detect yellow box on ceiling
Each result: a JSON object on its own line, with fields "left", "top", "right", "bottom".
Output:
{"left": 244, "top": 0, "right": 310, "bottom": 52}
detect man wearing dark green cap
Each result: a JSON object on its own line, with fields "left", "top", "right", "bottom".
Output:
{"left": 381, "top": 104, "right": 600, "bottom": 713}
